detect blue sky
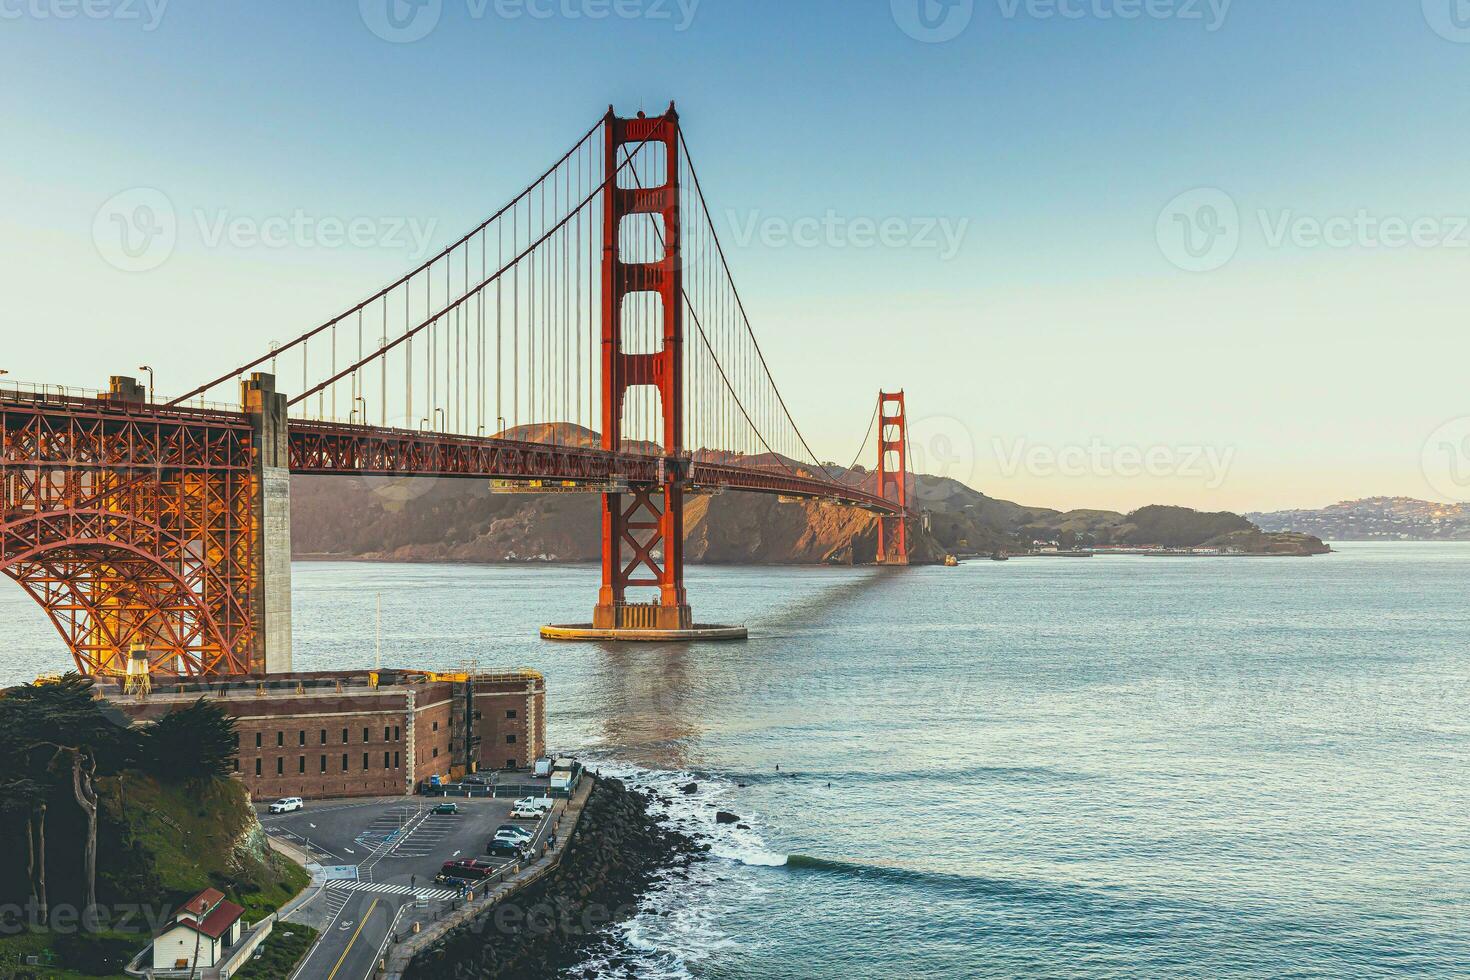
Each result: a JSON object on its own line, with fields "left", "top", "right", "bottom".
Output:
{"left": 4, "top": 1, "right": 1470, "bottom": 511}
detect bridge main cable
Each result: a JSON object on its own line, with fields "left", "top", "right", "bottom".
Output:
{"left": 282, "top": 118, "right": 672, "bottom": 410}
{"left": 165, "top": 115, "right": 605, "bottom": 407}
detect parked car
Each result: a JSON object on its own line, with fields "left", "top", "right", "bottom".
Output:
{"left": 495, "top": 823, "right": 534, "bottom": 842}
{"left": 509, "top": 805, "right": 543, "bottom": 820}
{"left": 268, "top": 797, "right": 303, "bottom": 814}
{"left": 431, "top": 801, "right": 460, "bottom": 815}
{"left": 436, "top": 859, "right": 497, "bottom": 883}
{"left": 486, "top": 838, "right": 526, "bottom": 858}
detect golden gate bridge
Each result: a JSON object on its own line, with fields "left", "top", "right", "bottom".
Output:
{"left": 0, "top": 104, "right": 914, "bottom": 677}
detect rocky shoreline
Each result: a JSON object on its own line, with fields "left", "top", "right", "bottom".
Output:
{"left": 403, "top": 776, "right": 703, "bottom": 979}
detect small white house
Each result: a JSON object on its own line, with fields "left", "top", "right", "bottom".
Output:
{"left": 151, "top": 887, "right": 245, "bottom": 974}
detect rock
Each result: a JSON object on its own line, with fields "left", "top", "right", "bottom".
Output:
{"left": 679, "top": 782, "right": 698, "bottom": 794}
{"left": 403, "top": 776, "right": 703, "bottom": 979}
{"left": 736, "top": 823, "right": 750, "bottom": 830}
{"left": 715, "top": 811, "right": 739, "bottom": 825}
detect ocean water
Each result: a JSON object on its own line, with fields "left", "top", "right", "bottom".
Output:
{"left": 3, "top": 542, "right": 1469, "bottom": 977}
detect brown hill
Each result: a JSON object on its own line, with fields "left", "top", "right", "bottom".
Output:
{"left": 288, "top": 434, "right": 1325, "bottom": 562}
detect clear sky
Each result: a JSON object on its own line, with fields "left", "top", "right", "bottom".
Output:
{"left": 3, "top": 0, "right": 1469, "bottom": 513}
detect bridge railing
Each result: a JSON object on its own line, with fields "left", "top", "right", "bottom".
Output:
{"left": 0, "top": 380, "right": 104, "bottom": 403}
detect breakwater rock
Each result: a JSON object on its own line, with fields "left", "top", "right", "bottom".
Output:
{"left": 404, "top": 776, "right": 702, "bottom": 979}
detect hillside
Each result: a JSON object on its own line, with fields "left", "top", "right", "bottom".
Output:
{"left": 0, "top": 679, "right": 308, "bottom": 979}
{"left": 1249, "top": 497, "right": 1470, "bottom": 541}
{"left": 292, "top": 461, "right": 1326, "bottom": 562}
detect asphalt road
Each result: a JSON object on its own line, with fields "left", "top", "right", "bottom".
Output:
{"left": 259, "top": 796, "right": 536, "bottom": 980}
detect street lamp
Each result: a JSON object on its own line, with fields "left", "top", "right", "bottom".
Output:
{"left": 137, "top": 365, "right": 154, "bottom": 403}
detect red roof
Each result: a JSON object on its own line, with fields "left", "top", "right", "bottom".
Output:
{"left": 179, "top": 888, "right": 226, "bottom": 918}
{"left": 176, "top": 900, "right": 244, "bottom": 940}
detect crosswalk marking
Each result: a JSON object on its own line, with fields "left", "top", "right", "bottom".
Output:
{"left": 324, "top": 879, "right": 459, "bottom": 902}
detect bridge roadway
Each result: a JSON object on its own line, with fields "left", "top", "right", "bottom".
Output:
{"left": 1, "top": 390, "right": 902, "bottom": 514}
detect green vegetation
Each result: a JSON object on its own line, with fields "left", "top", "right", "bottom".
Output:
{"left": 101, "top": 775, "right": 310, "bottom": 923}
{"left": 230, "top": 923, "right": 318, "bottom": 980}
{"left": 0, "top": 929, "right": 134, "bottom": 979}
{"left": 134, "top": 697, "right": 241, "bottom": 780}
{"left": 0, "top": 677, "right": 309, "bottom": 978}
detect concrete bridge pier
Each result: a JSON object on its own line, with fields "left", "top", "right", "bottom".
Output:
{"left": 242, "top": 372, "right": 292, "bottom": 675}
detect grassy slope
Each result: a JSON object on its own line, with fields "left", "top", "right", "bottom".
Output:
{"left": 230, "top": 923, "right": 318, "bottom": 980}
{"left": 0, "top": 775, "right": 308, "bottom": 979}
{"left": 104, "top": 774, "right": 308, "bottom": 921}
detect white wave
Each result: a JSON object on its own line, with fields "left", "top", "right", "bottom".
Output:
{"left": 565, "top": 755, "right": 785, "bottom": 978}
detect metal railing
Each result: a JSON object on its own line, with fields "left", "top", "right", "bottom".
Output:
{"left": 0, "top": 381, "right": 242, "bottom": 416}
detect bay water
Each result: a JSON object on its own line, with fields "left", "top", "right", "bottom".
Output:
{"left": 3, "top": 542, "right": 1467, "bottom": 977}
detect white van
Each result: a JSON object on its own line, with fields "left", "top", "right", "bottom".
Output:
{"left": 513, "top": 796, "right": 554, "bottom": 814}
{"left": 533, "top": 757, "right": 554, "bottom": 778}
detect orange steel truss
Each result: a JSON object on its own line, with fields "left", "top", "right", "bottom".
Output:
{"left": 1, "top": 394, "right": 256, "bottom": 676}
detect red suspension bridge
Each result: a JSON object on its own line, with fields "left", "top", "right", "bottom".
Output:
{"left": 0, "top": 105, "right": 914, "bottom": 676}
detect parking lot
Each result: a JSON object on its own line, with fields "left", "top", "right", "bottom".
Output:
{"left": 259, "top": 794, "right": 552, "bottom": 980}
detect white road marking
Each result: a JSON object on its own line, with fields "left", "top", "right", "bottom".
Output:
{"left": 325, "top": 880, "right": 459, "bottom": 901}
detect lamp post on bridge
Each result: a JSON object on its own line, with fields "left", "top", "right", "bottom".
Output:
{"left": 137, "top": 365, "right": 154, "bottom": 403}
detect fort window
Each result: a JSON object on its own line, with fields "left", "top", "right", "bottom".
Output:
{"left": 384, "top": 726, "right": 391, "bottom": 742}
{"left": 298, "top": 756, "right": 305, "bottom": 774}
{"left": 432, "top": 721, "right": 439, "bottom": 732}
{"left": 255, "top": 733, "right": 262, "bottom": 748}
{"left": 233, "top": 758, "right": 239, "bottom": 772}
{"left": 384, "top": 751, "right": 390, "bottom": 769}
{"left": 341, "top": 754, "right": 348, "bottom": 771}
{"left": 319, "top": 729, "right": 327, "bottom": 745}
{"left": 363, "top": 728, "right": 370, "bottom": 743}
{"left": 506, "top": 734, "right": 516, "bottom": 744}
{"left": 393, "top": 751, "right": 400, "bottom": 768}
{"left": 394, "top": 726, "right": 400, "bottom": 741}
{"left": 276, "top": 731, "right": 283, "bottom": 747}
{"left": 506, "top": 709, "right": 517, "bottom": 719}
{"left": 506, "top": 758, "right": 515, "bottom": 768}
{"left": 363, "top": 753, "right": 369, "bottom": 770}
{"left": 276, "top": 758, "right": 283, "bottom": 775}
{"left": 255, "top": 759, "right": 262, "bottom": 776}
{"left": 319, "top": 755, "right": 327, "bottom": 773}
{"left": 342, "top": 728, "right": 348, "bottom": 744}
{"left": 432, "top": 747, "right": 439, "bottom": 758}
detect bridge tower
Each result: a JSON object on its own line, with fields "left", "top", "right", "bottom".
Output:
{"left": 593, "top": 104, "right": 692, "bottom": 632}
{"left": 876, "top": 390, "right": 910, "bottom": 565}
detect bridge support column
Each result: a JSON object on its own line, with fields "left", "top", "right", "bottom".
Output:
{"left": 545, "top": 104, "right": 742, "bottom": 642}
{"left": 243, "top": 372, "right": 293, "bottom": 674}
{"left": 876, "top": 390, "right": 910, "bottom": 565}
